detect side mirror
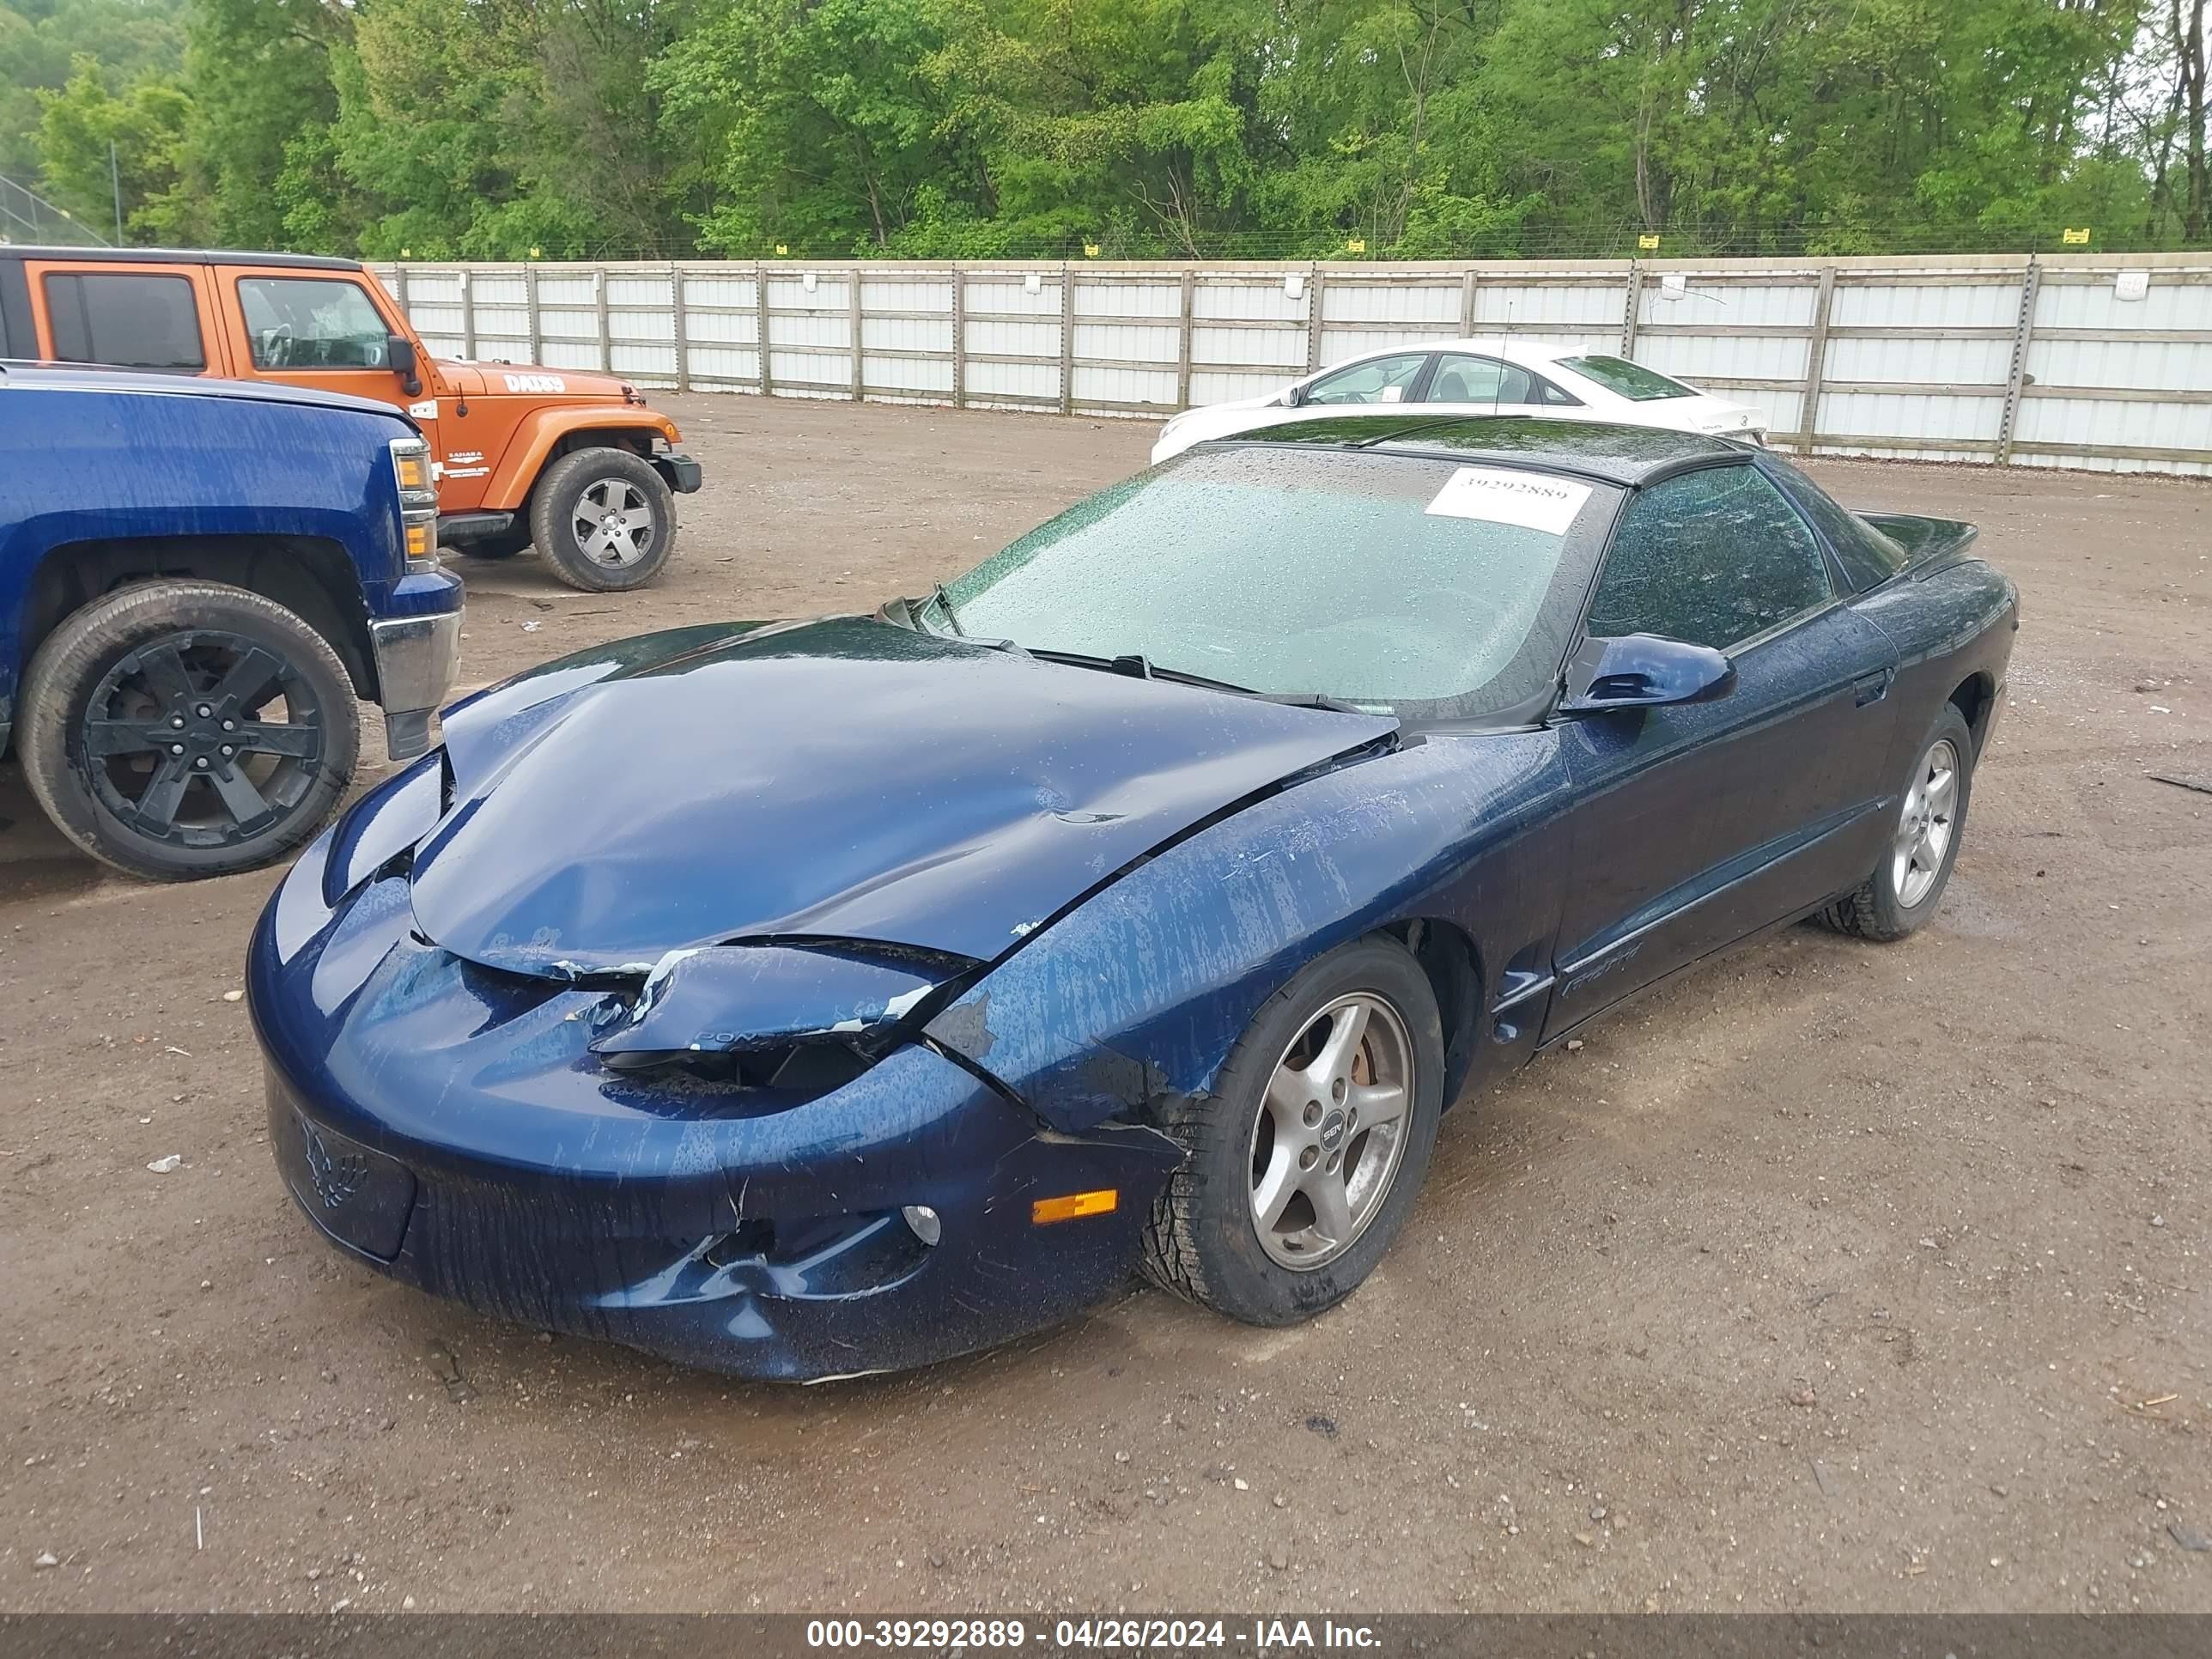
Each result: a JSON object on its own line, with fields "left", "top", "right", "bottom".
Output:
{"left": 387, "top": 334, "right": 422, "bottom": 397}
{"left": 1560, "top": 633, "right": 1735, "bottom": 714}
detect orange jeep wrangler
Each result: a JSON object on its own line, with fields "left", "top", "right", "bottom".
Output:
{"left": 0, "top": 247, "right": 702, "bottom": 591}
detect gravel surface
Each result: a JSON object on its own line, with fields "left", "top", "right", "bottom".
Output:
{"left": 2, "top": 396, "right": 2207, "bottom": 1613}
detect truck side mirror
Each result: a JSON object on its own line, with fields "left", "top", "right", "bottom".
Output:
{"left": 387, "top": 335, "right": 422, "bottom": 397}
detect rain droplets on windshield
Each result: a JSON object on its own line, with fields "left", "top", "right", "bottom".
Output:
{"left": 941, "top": 447, "right": 1602, "bottom": 714}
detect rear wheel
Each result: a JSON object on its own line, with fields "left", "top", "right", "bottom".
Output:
{"left": 1820, "top": 704, "right": 1975, "bottom": 942}
{"left": 17, "top": 581, "right": 359, "bottom": 881}
{"left": 529, "top": 447, "right": 676, "bottom": 592}
{"left": 1141, "top": 935, "right": 1443, "bottom": 1326}
{"left": 455, "top": 530, "right": 530, "bottom": 561}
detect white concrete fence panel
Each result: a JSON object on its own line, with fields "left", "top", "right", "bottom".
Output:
{"left": 372, "top": 253, "right": 2212, "bottom": 476}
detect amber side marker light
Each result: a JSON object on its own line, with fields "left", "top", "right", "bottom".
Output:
{"left": 1031, "top": 1189, "right": 1118, "bottom": 1225}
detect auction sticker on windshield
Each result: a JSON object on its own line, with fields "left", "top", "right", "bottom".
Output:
{"left": 1424, "top": 466, "right": 1591, "bottom": 535}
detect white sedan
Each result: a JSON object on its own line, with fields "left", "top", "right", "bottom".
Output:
{"left": 1152, "top": 339, "right": 1770, "bottom": 465}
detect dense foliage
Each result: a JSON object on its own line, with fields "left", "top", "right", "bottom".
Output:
{"left": 5, "top": 0, "right": 2207, "bottom": 258}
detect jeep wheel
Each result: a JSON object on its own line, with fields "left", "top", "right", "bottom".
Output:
{"left": 530, "top": 447, "right": 677, "bottom": 592}
{"left": 18, "top": 581, "right": 360, "bottom": 881}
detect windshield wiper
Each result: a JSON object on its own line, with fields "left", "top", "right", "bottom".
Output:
{"left": 924, "top": 582, "right": 963, "bottom": 636}
{"left": 1024, "top": 648, "right": 1363, "bottom": 713}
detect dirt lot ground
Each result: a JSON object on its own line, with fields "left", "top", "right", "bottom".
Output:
{"left": 2, "top": 396, "right": 2208, "bottom": 1616}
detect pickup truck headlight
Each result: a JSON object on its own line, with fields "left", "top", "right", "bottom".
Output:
{"left": 389, "top": 434, "right": 440, "bottom": 573}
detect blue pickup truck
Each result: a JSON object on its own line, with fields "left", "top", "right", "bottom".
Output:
{"left": 1, "top": 363, "right": 465, "bottom": 879}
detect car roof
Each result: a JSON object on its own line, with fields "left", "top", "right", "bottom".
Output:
{"left": 0, "top": 359, "right": 409, "bottom": 420}
{"left": 0, "top": 246, "right": 361, "bottom": 272}
{"left": 1307, "top": 337, "right": 1589, "bottom": 374}
{"left": 1215, "top": 414, "right": 1747, "bottom": 487}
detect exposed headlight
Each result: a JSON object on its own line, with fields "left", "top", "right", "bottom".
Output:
{"left": 389, "top": 434, "right": 440, "bottom": 574}
{"left": 901, "top": 1205, "right": 942, "bottom": 1246}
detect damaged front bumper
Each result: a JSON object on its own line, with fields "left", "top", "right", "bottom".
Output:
{"left": 247, "top": 812, "right": 1179, "bottom": 1382}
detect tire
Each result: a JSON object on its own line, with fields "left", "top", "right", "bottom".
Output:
{"left": 17, "top": 581, "right": 360, "bottom": 882}
{"left": 1819, "top": 703, "right": 1975, "bottom": 942}
{"left": 1141, "top": 934, "right": 1445, "bottom": 1326}
{"left": 455, "top": 530, "right": 530, "bottom": 560}
{"left": 528, "top": 447, "right": 677, "bottom": 592}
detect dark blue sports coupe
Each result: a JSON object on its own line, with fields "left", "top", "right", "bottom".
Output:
{"left": 250, "top": 416, "right": 2016, "bottom": 1380}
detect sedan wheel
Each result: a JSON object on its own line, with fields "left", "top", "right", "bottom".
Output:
{"left": 1248, "top": 994, "right": 1415, "bottom": 1270}
{"left": 1819, "top": 702, "right": 1976, "bottom": 942}
{"left": 1143, "top": 934, "right": 1444, "bottom": 1326}
{"left": 1892, "top": 738, "right": 1958, "bottom": 908}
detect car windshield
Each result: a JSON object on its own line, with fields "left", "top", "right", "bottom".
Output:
{"left": 1558, "top": 355, "right": 1698, "bottom": 402}
{"left": 936, "top": 447, "right": 1612, "bottom": 715}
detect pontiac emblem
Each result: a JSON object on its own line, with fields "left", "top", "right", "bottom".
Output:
{"left": 301, "top": 1119, "right": 368, "bottom": 1211}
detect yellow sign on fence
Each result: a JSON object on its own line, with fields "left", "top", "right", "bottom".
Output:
{"left": 1638, "top": 234, "right": 1661, "bottom": 250}
{"left": 1346, "top": 238, "right": 1367, "bottom": 254}
{"left": 1084, "top": 243, "right": 1101, "bottom": 258}
{"left": 2062, "top": 227, "right": 2092, "bottom": 245}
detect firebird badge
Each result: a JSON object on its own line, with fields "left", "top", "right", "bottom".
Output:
{"left": 301, "top": 1119, "right": 368, "bottom": 1211}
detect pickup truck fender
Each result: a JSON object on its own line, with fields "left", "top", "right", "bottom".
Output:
{"left": 483, "top": 407, "right": 682, "bottom": 509}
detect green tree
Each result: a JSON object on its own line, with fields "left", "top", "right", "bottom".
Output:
{"left": 33, "top": 51, "right": 194, "bottom": 240}
{"left": 654, "top": 0, "right": 967, "bottom": 254}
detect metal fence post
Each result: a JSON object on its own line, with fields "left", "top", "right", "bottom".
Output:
{"left": 392, "top": 264, "right": 410, "bottom": 325}
{"left": 594, "top": 265, "right": 611, "bottom": 373}
{"left": 1306, "top": 264, "right": 1325, "bottom": 371}
{"left": 671, "top": 262, "right": 690, "bottom": 392}
{"left": 524, "top": 264, "right": 541, "bottom": 362}
{"left": 1460, "top": 268, "right": 1477, "bottom": 337}
{"left": 1996, "top": 258, "right": 2041, "bottom": 467}
{"left": 459, "top": 270, "right": 476, "bottom": 361}
{"left": 1059, "top": 263, "right": 1074, "bottom": 415}
{"left": 1796, "top": 266, "right": 1837, "bottom": 455}
{"left": 951, "top": 264, "right": 966, "bottom": 410}
{"left": 756, "top": 264, "right": 773, "bottom": 397}
{"left": 1620, "top": 260, "right": 1640, "bottom": 357}
{"left": 849, "top": 267, "right": 865, "bottom": 403}
{"left": 1176, "top": 268, "right": 1195, "bottom": 410}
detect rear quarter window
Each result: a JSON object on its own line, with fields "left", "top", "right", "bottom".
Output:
{"left": 1759, "top": 457, "right": 1909, "bottom": 590}
{"left": 44, "top": 272, "right": 205, "bottom": 371}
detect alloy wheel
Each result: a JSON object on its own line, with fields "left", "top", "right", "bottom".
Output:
{"left": 571, "top": 477, "right": 657, "bottom": 568}
{"left": 1247, "top": 992, "right": 1416, "bottom": 1270}
{"left": 1893, "top": 736, "right": 1960, "bottom": 908}
{"left": 80, "top": 630, "right": 326, "bottom": 847}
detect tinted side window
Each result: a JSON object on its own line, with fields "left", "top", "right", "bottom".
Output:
{"left": 239, "top": 277, "right": 392, "bottom": 369}
{"left": 1302, "top": 352, "right": 1429, "bottom": 406}
{"left": 1760, "top": 456, "right": 1908, "bottom": 591}
{"left": 1422, "top": 355, "right": 1534, "bottom": 404}
{"left": 1589, "top": 465, "right": 1833, "bottom": 649}
{"left": 44, "top": 272, "right": 205, "bottom": 370}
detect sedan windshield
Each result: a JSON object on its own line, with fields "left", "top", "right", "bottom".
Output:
{"left": 938, "top": 447, "right": 1612, "bottom": 715}
{"left": 1558, "top": 355, "right": 1698, "bottom": 402}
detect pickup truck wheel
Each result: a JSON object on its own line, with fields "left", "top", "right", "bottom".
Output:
{"left": 530, "top": 447, "right": 676, "bottom": 592}
{"left": 18, "top": 581, "right": 360, "bottom": 882}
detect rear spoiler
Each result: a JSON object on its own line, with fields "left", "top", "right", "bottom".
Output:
{"left": 1857, "top": 513, "right": 1979, "bottom": 574}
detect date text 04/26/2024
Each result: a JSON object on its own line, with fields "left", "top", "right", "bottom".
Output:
{"left": 803, "top": 1619, "right": 1382, "bottom": 1650}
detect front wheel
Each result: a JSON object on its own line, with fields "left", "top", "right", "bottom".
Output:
{"left": 1141, "top": 935, "right": 1444, "bottom": 1326}
{"left": 16, "top": 581, "right": 360, "bottom": 881}
{"left": 529, "top": 447, "right": 677, "bottom": 592}
{"left": 1820, "top": 703, "right": 1976, "bottom": 942}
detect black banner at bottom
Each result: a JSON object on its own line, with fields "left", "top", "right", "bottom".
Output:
{"left": 3, "top": 1616, "right": 2210, "bottom": 1659}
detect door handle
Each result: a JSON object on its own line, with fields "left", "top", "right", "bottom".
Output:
{"left": 1853, "top": 669, "right": 1893, "bottom": 707}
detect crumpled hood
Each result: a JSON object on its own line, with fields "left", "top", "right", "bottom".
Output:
{"left": 406, "top": 617, "right": 1395, "bottom": 975}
